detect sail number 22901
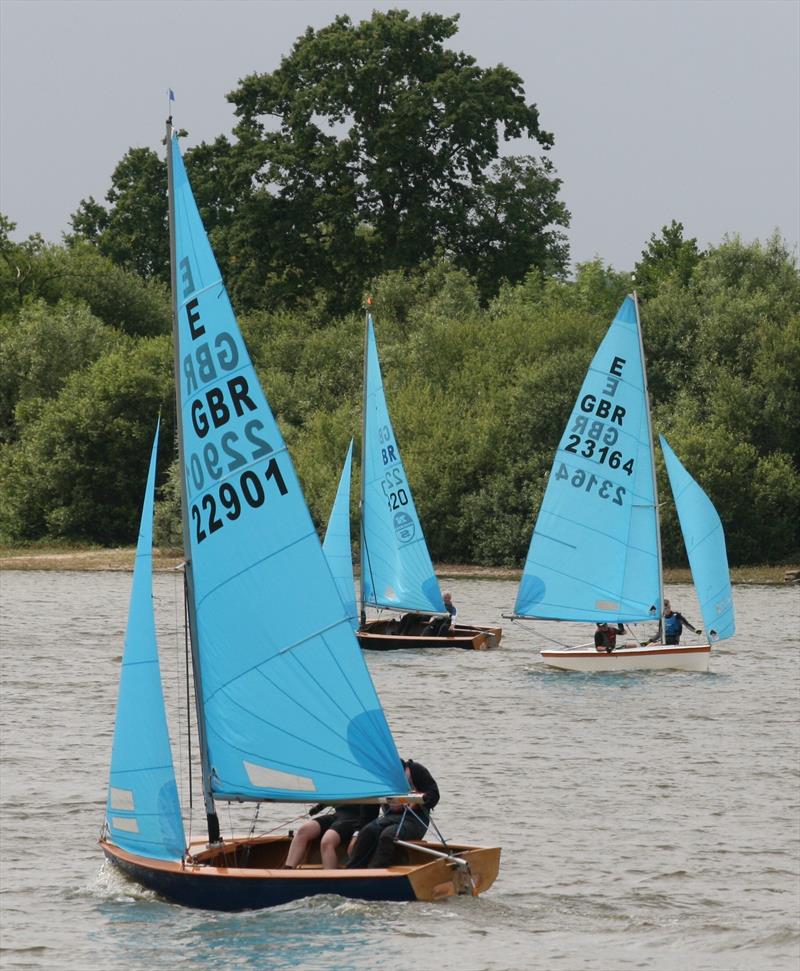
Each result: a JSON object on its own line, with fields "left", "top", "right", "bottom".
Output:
{"left": 555, "top": 463, "right": 625, "bottom": 506}
{"left": 191, "top": 458, "right": 288, "bottom": 543}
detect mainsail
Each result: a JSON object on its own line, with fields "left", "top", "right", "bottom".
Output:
{"left": 515, "top": 296, "right": 662, "bottom": 623}
{"left": 360, "top": 314, "right": 445, "bottom": 614}
{"left": 105, "top": 422, "right": 185, "bottom": 861}
{"left": 323, "top": 440, "right": 358, "bottom": 631}
{"left": 660, "top": 436, "right": 736, "bottom": 641}
{"left": 169, "top": 135, "right": 408, "bottom": 803}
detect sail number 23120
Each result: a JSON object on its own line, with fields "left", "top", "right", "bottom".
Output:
{"left": 191, "top": 458, "right": 288, "bottom": 543}
{"left": 555, "top": 463, "right": 625, "bottom": 505}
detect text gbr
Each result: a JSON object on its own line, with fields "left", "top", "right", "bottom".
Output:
{"left": 556, "top": 355, "right": 636, "bottom": 506}
{"left": 179, "top": 257, "right": 288, "bottom": 544}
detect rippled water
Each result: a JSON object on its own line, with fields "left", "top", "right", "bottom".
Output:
{"left": 1, "top": 571, "right": 798, "bottom": 970}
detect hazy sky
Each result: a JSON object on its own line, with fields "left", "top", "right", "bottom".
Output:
{"left": 1, "top": 0, "right": 798, "bottom": 271}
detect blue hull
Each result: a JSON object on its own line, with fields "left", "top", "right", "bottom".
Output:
{"left": 104, "top": 848, "right": 416, "bottom": 911}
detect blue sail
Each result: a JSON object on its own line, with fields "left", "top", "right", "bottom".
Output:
{"left": 660, "top": 436, "right": 735, "bottom": 642}
{"left": 170, "top": 137, "right": 408, "bottom": 803}
{"left": 323, "top": 440, "right": 358, "bottom": 631}
{"left": 515, "top": 296, "right": 661, "bottom": 622}
{"left": 360, "top": 315, "right": 445, "bottom": 614}
{"left": 106, "top": 422, "right": 185, "bottom": 860}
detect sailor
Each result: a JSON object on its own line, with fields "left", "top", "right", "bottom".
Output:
{"left": 594, "top": 621, "right": 625, "bottom": 653}
{"left": 422, "top": 591, "right": 457, "bottom": 637}
{"left": 283, "top": 802, "right": 379, "bottom": 870}
{"left": 662, "top": 599, "right": 701, "bottom": 644}
{"left": 346, "top": 758, "right": 439, "bottom": 868}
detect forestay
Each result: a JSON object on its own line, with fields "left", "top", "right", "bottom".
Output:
{"left": 106, "top": 423, "right": 185, "bottom": 860}
{"left": 360, "top": 315, "right": 445, "bottom": 614}
{"left": 170, "top": 138, "right": 408, "bottom": 803}
{"left": 660, "top": 436, "right": 736, "bottom": 641}
{"left": 323, "top": 440, "right": 358, "bottom": 631}
{"left": 515, "top": 296, "right": 661, "bottom": 623}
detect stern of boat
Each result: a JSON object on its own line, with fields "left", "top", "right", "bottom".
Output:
{"left": 402, "top": 842, "right": 501, "bottom": 901}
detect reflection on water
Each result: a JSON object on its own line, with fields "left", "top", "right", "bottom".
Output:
{"left": 1, "top": 571, "right": 798, "bottom": 970}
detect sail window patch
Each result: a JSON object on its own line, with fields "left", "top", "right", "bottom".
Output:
{"left": 111, "top": 816, "right": 140, "bottom": 833}
{"left": 244, "top": 761, "right": 316, "bottom": 792}
{"left": 595, "top": 600, "right": 620, "bottom": 611}
{"left": 110, "top": 787, "right": 135, "bottom": 811}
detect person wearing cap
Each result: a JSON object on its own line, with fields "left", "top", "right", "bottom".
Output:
{"left": 594, "top": 621, "right": 625, "bottom": 653}
{"left": 346, "top": 758, "right": 440, "bottom": 868}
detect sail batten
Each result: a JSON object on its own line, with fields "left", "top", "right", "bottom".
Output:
{"left": 169, "top": 135, "right": 408, "bottom": 804}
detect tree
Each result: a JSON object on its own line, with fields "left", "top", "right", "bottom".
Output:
{"left": 227, "top": 9, "right": 569, "bottom": 309}
{"left": 0, "top": 215, "right": 46, "bottom": 313}
{"left": 633, "top": 220, "right": 704, "bottom": 302}
{"left": 0, "top": 336, "right": 174, "bottom": 542}
{"left": 69, "top": 147, "right": 169, "bottom": 281}
{"left": 0, "top": 298, "right": 122, "bottom": 442}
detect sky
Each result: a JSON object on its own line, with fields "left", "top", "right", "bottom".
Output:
{"left": 1, "top": 0, "right": 798, "bottom": 272}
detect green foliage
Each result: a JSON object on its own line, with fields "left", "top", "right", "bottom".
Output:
{"left": 0, "top": 224, "right": 170, "bottom": 337}
{"left": 225, "top": 9, "right": 568, "bottom": 309}
{"left": 633, "top": 220, "right": 704, "bottom": 302}
{"left": 0, "top": 336, "right": 174, "bottom": 543}
{"left": 0, "top": 298, "right": 123, "bottom": 442}
{"left": 4, "top": 182, "right": 799, "bottom": 569}
{"left": 69, "top": 10, "right": 568, "bottom": 314}
{"left": 69, "top": 147, "right": 169, "bottom": 282}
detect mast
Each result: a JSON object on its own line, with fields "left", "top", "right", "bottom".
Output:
{"left": 633, "top": 291, "right": 665, "bottom": 640}
{"left": 166, "top": 116, "right": 220, "bottom": 844}
{"left": 358, "top": 299, "right": 371, "bottom": 626}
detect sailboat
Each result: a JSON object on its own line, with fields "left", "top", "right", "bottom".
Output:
{"left": 511, "top": 295, "right": 734, "bottom": 673}
{"left": 99, "top": 118, "right": 501, "bottom": 909}
{"left": 356, "top": 311, "right": 502, "bottom": 651}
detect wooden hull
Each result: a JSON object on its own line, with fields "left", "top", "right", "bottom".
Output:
{"left": 540, "top": 642, "right": 711, "bottom": 673}
{"left": 358, "top": 615, "right": 501, "bottom": 651}
{"left": 100, "top": 834, "right": 500, "bottom": 911}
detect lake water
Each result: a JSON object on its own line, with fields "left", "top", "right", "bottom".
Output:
{"left": 1, "top": 571, "right": 798, "bottom": 970}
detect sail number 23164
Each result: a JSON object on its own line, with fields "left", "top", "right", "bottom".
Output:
{"left": 555, "top": 463, "right": 625, "bottom": 505}
{"left": 191, "top": 458, "right": 288, "bottom": 543}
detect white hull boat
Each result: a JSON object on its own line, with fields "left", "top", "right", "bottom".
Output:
{"left": 540, "top": 642, "right": 711, "bottom": 673}
{"left": 510, "top": 294, "right": 735, "bottom": 669}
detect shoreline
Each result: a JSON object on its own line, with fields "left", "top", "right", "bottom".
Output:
{"left": 0, "top": 547, "right": 796, "bottom": 585}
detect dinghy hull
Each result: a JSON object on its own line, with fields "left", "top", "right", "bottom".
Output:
{"left": 540, "top": 643, "right": 711, "bottom": 673}
{"left": 100, "top": 835, "right": 500, "bottom": 911}
{"left": 358, "top": 617, "right": 501, "bottom": 651}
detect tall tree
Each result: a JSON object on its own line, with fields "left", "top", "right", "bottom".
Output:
{"left": 70, "top": 10, "right": 569, "bottom": 312}
{"left": 228, "top": 9, "right": 569, "bottom": 308}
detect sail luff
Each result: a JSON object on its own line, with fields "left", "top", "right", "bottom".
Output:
{"left": 166, "top": 120, "right": 218, "bottom": 841}
{"left": 633, "top": 291, "right": 665, "bottom": 635}
{"left": 358, "top": 305, "right": 371, "bottom": 624}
